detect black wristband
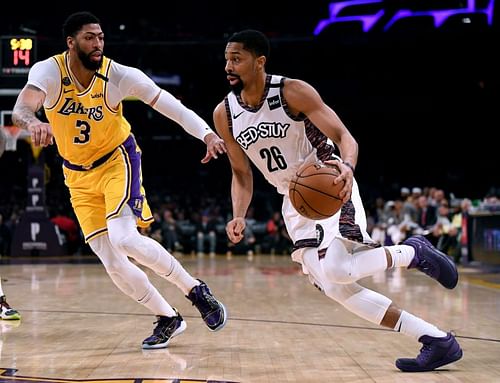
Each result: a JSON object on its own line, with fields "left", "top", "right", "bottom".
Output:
{"left": 343, "top": 161, "right": 355, "bottom": 173}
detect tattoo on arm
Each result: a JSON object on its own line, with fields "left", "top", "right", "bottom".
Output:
{"left": 12, "top": 105, "right": 40, "bottom": 130}
{"left": 12, "top": 85, "right": 44, "bottom": 130}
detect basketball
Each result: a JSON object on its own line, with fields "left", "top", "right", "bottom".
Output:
{"left": 289, "top": 161, "right": 344, "bottom": 220}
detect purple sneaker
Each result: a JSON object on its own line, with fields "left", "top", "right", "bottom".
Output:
{"left": 186, "top": 279, "right": 227, "bottom": 331}
{"left": 142, "top": 308, "right": 187, "bottom": 349}
{"left": 404, "top": 235, "right": 459, "bottom": 289}
{"left": 396, "top": 332, "right": 463, "bottom": 372}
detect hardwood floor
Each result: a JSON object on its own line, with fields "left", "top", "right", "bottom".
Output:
{"left": 0, "top": 254, "right": 499, "bottom": 382}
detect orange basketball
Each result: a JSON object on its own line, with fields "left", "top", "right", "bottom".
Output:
{"left": 289, "top": 161, "right": 344, "bottom": 220}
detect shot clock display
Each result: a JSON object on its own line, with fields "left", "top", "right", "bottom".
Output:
{"left": 1, "top": 36, "right": 37, "bottom": 76}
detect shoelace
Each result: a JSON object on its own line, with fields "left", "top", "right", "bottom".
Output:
{"left": 152, "top": 317, "right": 172, "bottom": 336}
{"left": 195, "top": 286, "right": 219, "bottom": 313}
{"left": 417, "top": 344, "right": 433, "bottom": 364}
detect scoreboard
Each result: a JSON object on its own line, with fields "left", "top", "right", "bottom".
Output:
{"left": 1, "top": 36, "right": 37, "bottom": 76}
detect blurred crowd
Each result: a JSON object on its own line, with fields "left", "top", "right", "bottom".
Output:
{"left": 366, "top": 186, "right": 500, "bottom": 264}
{"left": 1, "top": 184, "right": 499, "bottom": 262}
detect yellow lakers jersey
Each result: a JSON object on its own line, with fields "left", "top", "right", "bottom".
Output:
{"left": 44, "top": 52, "right": 131, "bottom": 166}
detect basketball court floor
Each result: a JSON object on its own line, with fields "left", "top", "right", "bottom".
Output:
{"left": 1, "top": 254, "right": 499, "bottom": 383}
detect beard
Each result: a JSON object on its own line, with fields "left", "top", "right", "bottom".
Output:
{"left": 76, "top": 46, "right": 103, "bottom": 71}
{"left": 229, "top": 78, "right": 244, "bottom": 95}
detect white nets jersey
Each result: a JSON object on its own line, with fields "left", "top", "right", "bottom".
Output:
{"left": 225, "top": 74, "right": 373, "bottom": 268}
{"left": 225, "top": 75, "right": 338, "bottom": 195}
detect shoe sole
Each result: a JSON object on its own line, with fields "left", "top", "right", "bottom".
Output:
{"left": 208, "top": 303, "right": 228, "bottom": 332}
{"left": 440, "top": 252, "right": 459, "bottom": 289}
{"left": 142, "top": 320, "right": 187, "bottom": 349}
{"left": 1, "top": 313, "right": 21, "bottom": 320}
{"left": 397, "top": 348, "right": 463, "bottom": 372}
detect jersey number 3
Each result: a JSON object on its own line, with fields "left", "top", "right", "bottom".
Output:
{"left": 260, "top": 146, "right": 287, "bottom": 172}
{"left": 74, "top": 120, "right": 91, "bottom": 144}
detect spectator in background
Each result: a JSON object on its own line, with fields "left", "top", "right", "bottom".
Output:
{"left": 264, "top": 211, "right": 291, "bottom": 255}
{"left": 401, "top": 187, "right": 418, "bottom": 223}
{"left": 50, "top": 208, "right": 81, "bottom": 255}
{"left": 411, "top": 187, "right": 422, "bottom": 199}
{"left": 196, "top": 214, "right": 217, "bottom": 257}
{"left": 161, "top": 209, "right": 182, "bottom": 253}
{"left": 430, "top": 201, "right": 458, "bottom": 255}
{"left": 429, "top": 188, "right": 446, "bottom": 208}
{"left": 482, "top": 187, "right": 500, "bottom": 211}
{"left": 450, "top": 199, "right": 472, "bottom": 264}
{"left": 416, "top": 195, "right": 437, "bottom": 236}
{"left": 140, "top": 210, "right": 163, "bottom": 244}
{"left": 0, "top": 213, "right": 12, "bottom": 257}
{"left": 385, "top": 200, "right": 414, "bottom": 245}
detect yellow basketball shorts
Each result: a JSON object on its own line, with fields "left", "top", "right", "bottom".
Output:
{"left": 62, "top": 135, "right": 154, "bottom": 242}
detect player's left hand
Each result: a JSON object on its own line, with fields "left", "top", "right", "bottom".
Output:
{"left": 324, "top": 159, "right": 354, "bottom": 203}
{"left": 226, "top": 217, "right": 246, "bottom": 244}
{"left": 201, "top": 132, "right": 227, "bottom": 163}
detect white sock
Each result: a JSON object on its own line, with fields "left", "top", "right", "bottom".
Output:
{"left": 394, "top": 310, "right": 447, "bottom": 340}
{"left": 387, "top": 245, "right": 415, "bottom": 268}
{"left": 138, "top": 285, "right": 177, "bottom": 317}
{"left": 0, "top": 278, "right": 4, "bottom": 296}
{"left": 163, "top": 257, "right": 199, "bottom": 296}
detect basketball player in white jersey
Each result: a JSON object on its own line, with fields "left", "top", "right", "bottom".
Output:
{"left": 12, "top": 12, "right": 227, "bottom": 349}
{"left": 213, "top": 29, "right": 462, "bottom": 372}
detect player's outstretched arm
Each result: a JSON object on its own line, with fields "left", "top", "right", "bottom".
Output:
{"left": 119, "top": 65, "right": 227, "bottom": 162}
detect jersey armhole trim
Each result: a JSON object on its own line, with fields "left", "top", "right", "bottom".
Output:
{"left": 104, "top": 59, "right": 119, "bottom": 114}
{"left": 224, "top": 96, "right": 233, "bottom": 134}
{"left": 44, "top": 56, "right": 63, "bottom": 111}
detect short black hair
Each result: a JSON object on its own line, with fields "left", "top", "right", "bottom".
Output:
{"left": 62, "top": 11, "right": 100, "bottom": 38}
{"left": 227, "top": 29, "right": 270, "bottom": 59}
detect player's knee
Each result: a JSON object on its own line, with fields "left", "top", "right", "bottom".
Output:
{"left": 102, "top": 256, "right": 129, "bottom": 275}
{"left": 108, "top": 228, "right": 139, "bottom": 253}
{"left": 324, "top": 266, "right": 357, "bottom": 284}
{"left": 323, "top": 239, "right": 359, "bottom": 284}
{"left": 322, "top": 283, "right": 357, "bottom": 303}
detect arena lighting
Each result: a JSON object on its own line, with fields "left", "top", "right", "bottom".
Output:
{"left": 384, "top": 0, "right": 495, "bottom": 30}
{"left": 314, "top": 0, "right": 495, "bottom": 34}
{"left": 314, "top": 0, "right": 384, "bottom": 33}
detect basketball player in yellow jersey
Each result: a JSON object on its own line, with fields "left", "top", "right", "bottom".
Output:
{"left": 12, "top": 11, "right": 227, "bottom": 349}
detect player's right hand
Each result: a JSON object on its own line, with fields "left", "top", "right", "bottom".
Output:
{"left": 324, "top": 158, "right": 353, "bottom": 203}
{"left": 201, "top": 132, "right": 227, "bottom": 163}
{"left": 28, "top": 121, "right": 54, "bottom": 147}
{"left": 226, "top": 217, "right": 246, "bottom": 244}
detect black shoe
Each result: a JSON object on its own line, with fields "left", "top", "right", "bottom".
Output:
{"left": 404, "top": 235, "right": 459, "bottom": 289}
{"left": 142, "top": 308, "right": 187, "bottom": 349}
{"left": 396, "top": 332, "right": 463, "bottom": 372}
{"left": 186, "top": 279, "right": 227, "bottom": 331}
